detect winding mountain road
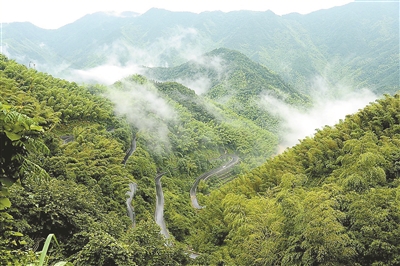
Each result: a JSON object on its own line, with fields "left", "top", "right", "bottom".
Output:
{"left": 190, "top": 155, "right": 240, "bottom": 209}
{"left": 155, "top": 172, "right": 170, "bottom": 239}
{"left": 122, "top": 134, "right": 239, "bottom": 240}
{"left": 123, "top": 134, "right": 138, "bottom": 226}
{"left": 122, "top": 135, "right": 137, "bottom": 166}
{"left": 126, "top": 182, "right": 138, "bottom": 227}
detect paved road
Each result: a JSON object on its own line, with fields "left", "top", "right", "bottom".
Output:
{"left": 126, "top": 182, "right": 138, "bottom": 227}
{"left": 122, "top": 136, "right": 137, "bottom": 166}
{"left": 190, "top": 155, "right": 239, "bottom": 209}
{"left": 155, "top": 172, "right": 170, "bottom": 238}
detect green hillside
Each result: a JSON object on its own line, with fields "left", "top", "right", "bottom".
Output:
{"left": 147, "top": 48, "right": 310, "bottom": 133}
{"left": 3, "top": 2, "right": 398, "bottom": 94}
{"left": 0, "top": 54, "right": 279, "bottom": 264}
{"left": 290, "top": 1, "right": 399, "bottom": 94}
{"left": 1, "top": 2, "right": 399, "bottom": 262}
{"left": 190, "top": 92, "right": 400, "bottom": 265}
{"left": 1, "top": 41, "right": 400, "bottom": 264}
{"left": 2, "top": 53, "right": 399, "bottom": 265}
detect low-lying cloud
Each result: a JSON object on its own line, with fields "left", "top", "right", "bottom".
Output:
{"left": 68, "top": 61, "right": 145, "bottom": 85}
{"left": 104, "top": 80, "right": 178, "bottom": 153}
{"left": 62, "top": 26, "right": 208, "bottom": 85}
{"left": 260, "top": 81, "right": 378, "bottom": 149}
{"left": 176, "top": 75, "right": 212, "bottom": 95}
{"left": 174, "top": 54, "right": 226, "bottom": 95}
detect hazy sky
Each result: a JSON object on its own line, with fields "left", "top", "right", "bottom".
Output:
{"left": 1, "top": 0, "right": 355, "bottom": 29}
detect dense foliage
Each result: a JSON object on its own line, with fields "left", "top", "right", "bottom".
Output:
{"left": 191, "top": 92, "right": 400, "bottom": 265}
{"left": 0, "top": 54, "right": 279, "bottom": 265}
{"left": 1, "top": 25, "right": 399, "bottom": 263}
{"left": 148, "top": 48, "right": 310, "bottom": 134}
{"left": 0, "top": 54, "right": 187, "bottom": 265}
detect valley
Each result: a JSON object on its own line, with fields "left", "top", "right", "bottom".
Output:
{"left": 0, "top": 1, "right": 399, "bottom": 265}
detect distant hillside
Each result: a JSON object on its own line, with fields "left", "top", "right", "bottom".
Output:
{"left": 2, "top": 1, "right": 398, "bottom": 94}
{"left": 147, "top": 48, "right": 310, "bottom": 133}
{"left": 290, "top": 2, "right": 399, "bottom": 93}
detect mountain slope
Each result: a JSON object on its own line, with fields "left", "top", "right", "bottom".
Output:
{"left": 191, "top": 92, "right": 400, "bottom": 265}
{"left": 290, "top": 1, "right": 400, "bottom": 93}
{"left": 0, "top": 55, "right": 279, "bottom": 264}
{"left": 3, "top": 2, "right": 398, "bottom": 93}
{"left": 147, "top": 48, "right": 310, "bottom": 133}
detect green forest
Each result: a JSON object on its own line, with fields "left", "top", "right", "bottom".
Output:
{"left": 4, "top": 2, "right": 398, "bottom": 94}
{"left": 0, "top": 53, "right": 277, "bottom": 265}
{"left": 2, "top": 2, "right": 400, "bottom": 265}
{"left": 191, "top": 93, "right": 400, "bottom": 265}
{"left": 1, "top": 42, "right": 400, "bottom": 266}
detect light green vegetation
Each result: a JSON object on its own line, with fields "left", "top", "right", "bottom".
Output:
{"left": 190, "top": 92, "right": 400, "bottom": 265}
{"left": 0, "top": 54, "right": 280, "bottom": 265}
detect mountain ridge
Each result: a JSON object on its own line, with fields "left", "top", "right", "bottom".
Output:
{"left": 146, "top": 47, "right": 310, "bottom": 133}
{"left": 3, "top": 2, "right": 398, "bottom": 93}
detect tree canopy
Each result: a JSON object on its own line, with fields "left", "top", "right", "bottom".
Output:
{"left": 1, "top": 52, "right": 399, "bottom": 265}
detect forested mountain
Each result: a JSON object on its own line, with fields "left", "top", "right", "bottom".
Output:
{"left": 0, "top": 54, "right": 279, "bottom": 264}
{"left": 147, "top": 48, "right": 310, "bottom": 133}
{"left": 1, "top": 1, "right": 399, "bottom": 265}
{"left": 190, "top": 92, "right": 400, "bottom": 265}
{"left": 3, "top": 1, "right": 398, "bottom": 94}
{"left": 2, "top": 52, "right": 399, "bottom": 265}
